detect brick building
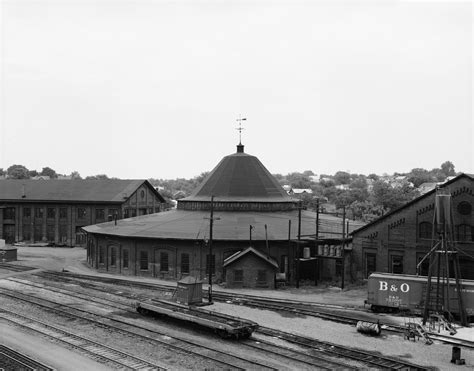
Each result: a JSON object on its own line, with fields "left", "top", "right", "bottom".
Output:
{"left": 0, "top": 179, "right": 165, "bottom": 246}
{"left": 351, "top": 174, "right": 474, "bottom": 280}
{"left": 83, "top": 143, "right": 363, "bottom": 286}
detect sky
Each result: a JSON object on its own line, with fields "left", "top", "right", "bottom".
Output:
{"left": 0, "top": 0, "right": 472, "bottom": 180}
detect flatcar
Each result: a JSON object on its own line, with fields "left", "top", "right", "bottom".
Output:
{"left": 135, "top": 299, "right": 259, "bottom": 339}
{"left": 366, "top": 273, "right": 474, "bottom": 321}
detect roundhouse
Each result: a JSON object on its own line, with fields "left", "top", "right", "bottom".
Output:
{"left": 84, "top": 143, "right": 363, "bottom": 286}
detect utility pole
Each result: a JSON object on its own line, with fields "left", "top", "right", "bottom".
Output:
{"left": 249, "top": 225, "right": 253, "bottom": 246}
{"left": 315, "top": 199, "right": 320, "bottom": 286}
{"left": 341, "top": 206, "right": 346, "bottom": 290}
{"left": 208, "top": 196, "right": 215, "bottom": 303}
{"left": 287, "top": 220, "right": 291, "bottom": 282}
{"left": 296, "top": 201, "right": 302, "bottom": 288}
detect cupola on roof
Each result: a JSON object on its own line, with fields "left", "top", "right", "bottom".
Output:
{"left": 178, "top": 144, "right": 297, "bottom": 211}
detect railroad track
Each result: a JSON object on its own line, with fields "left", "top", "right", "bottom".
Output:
{"left": 257, "top": 326, "right": 430, "bottom": 371}
{"left": 2, "top": 278, "right": 368, "bottom": 370}
{"left": 0, "top": 309, "right": 167, "bottom": 370}
{"left": 0, "top": 344, "right": 53, "bottom": 371}
{"left": 0, "top": 286, "right": 276, "bottom": 370}
{"left": 23, "top": 271, "right": 474, "bottom": 349}
{"left": 241, "top": 337, "right": 357, "bottom": 370}
{"left": 0, "top": 262, "right": 37, "bottom": 272}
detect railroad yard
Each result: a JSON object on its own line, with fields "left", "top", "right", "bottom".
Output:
{"left": 0, "top": 246, "right": 473, "bottom": 370}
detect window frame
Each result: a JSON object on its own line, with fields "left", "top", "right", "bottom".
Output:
{"left": 181, "top": 253, "right": 190, "bottom": 274}
{"left": 160, "top": 251, "right": 169, "bottom": 272}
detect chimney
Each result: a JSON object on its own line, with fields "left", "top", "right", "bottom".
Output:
{"left": 21, "top": 184, "right": 26, "bottom": 198}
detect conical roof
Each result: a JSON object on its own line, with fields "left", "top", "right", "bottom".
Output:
{"left": 178, "top": 144, "right": 297, "bottom": 211}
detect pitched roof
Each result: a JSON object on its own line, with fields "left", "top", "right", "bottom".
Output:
{"left": 351, "top": 173, "right": 473, "bottom": 235}
{"left": 223, "top": 246, "right": 279, "bottom": 268}
{"left": 179, "top": 144, "right": 295, "bottom": 203}
{"left": 0, "top": 179, "right": 165, "bottom": 203}
{"left": 82, "top": 208, "right": 365, "bottom": 241}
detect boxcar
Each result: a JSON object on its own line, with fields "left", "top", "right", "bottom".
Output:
{"left": 366, "top": 273, "right": 474, "bottom": 319}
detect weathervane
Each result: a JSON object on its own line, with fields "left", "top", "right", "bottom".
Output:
{"left": 236, "top": 115, "right": 247, "bottom": 144}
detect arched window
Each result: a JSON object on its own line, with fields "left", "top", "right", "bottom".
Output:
{"left": 456, "top": 224, "right": 473, "bottom": 242}
{"left": 418, "top": 222, "right": 432, "bottom": 239}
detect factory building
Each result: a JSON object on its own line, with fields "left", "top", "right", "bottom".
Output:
{"left": 351, "top": 173, "right": 474, "bottom": 280}
{"left": 0, "top": 179, "right": 165, "bottom": 246}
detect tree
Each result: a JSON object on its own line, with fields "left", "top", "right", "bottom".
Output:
{"left": 286, "top": 172, "right": 312, "bottom": 189}
{"left": 0, "top": 168, "right": 5, "bottom": 176}
{"left": 370, "top": 180, "right": 419, "bottom": 211}
{"left": 7, "top": 164, "right": 30, "bottom": 179}
{"left": 440, "top": 161, "right": 455, "bottom": 177}
{"left": 40, "top": 166, "right": 58, "bottom": 179}
{"left": 28, "top": 170, "right": 38, "bottom": 177}
{"left": 406, "top": 168, "right": 434, "bottom": 188}
{"left": 70, "top": 171, "right": 82, "bottom": 179}
{"left": 350, "top": 200, "right": 386, "bottom": 222}
{"left": 86, "top": 174, "right": 109, "bottom": 180}
{"left": 333, "top": 171, "right": 351, "bottom": 185}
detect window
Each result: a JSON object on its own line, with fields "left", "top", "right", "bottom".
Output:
{"left": 139, "top": 208, "right": 147, "bottom": 216}
{"left": 77, "top": 208, "right": 86, "bottom": 219}
{"left": 35, "top": 207, "right": 44, "bottom": 218}
{"left": 124, "top": 209, "right": 130, "bottom": 218}
{"left": 4, "top": 207, "right": 15, "bottom": 219}
{"left": 418, "top": 222, "right": 432, "bottom": 239}
{"left": 390, "top": 255, "right": 404, "bottom": 274}
{"left": 108, "top": 209, "right": 118, "bottom": 221}
{"left": 95, "top": 209, "right": 105, "bottom": 220}
{"left": 457, "top": 224, "right": 473, "bottom": 242}
{"left": 160, "top": 252, "right": 169, "bottom": 272}
{"left": 140, "top": 251, "right": 148, "bottom": 270}
{"left": 99, "top": 246, "right": 105, "bottom": 264}
{"left": 59, "top": 208, "right": 67, "bottom": 219}
{"left": 234, "top": 269, "right": 243, "bottom": 282}
{"left": 457, "top": 201, "right": 472, "bottom": 216}
{"left": 365, "top": 253, "right": 376, "bottom": 278}
{"left": 416, "top": 253, "right": 429, "bottom": 276}
{"left": 206, "top": 254, "right": 215, "bottom": 276}
{"left": 23, "top": 207, "right": 31, "bottom": 218}
{"left": 123, "top": 250, "right": 129, "bottom": 269}
{"left": 140, "top": 189, "right": 145, "bottom": 199}
{"left": 111, "top": 247, "right": 117, "bottom": 266}
{"left": 47, "top": 208, "right": 56, "bottom": 219}
{"left": 181, "top": 253, "right": 190, "bottom": 274}
{"left": 131, "top": 209, "right": 137, "bottom": 217}
{"left": 257, "top": 270, "right": 267, "bottom": 283}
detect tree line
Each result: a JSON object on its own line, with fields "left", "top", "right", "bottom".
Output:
{"left": 1, "top": 161, "right": 459, "bottom": 222}
{"left": 0, "top": 165, "right": 110, "bottom": 180}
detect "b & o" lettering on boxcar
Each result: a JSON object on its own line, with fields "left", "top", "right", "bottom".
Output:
{"left": 379, "top": 281, "right": 410, "bottom": 293}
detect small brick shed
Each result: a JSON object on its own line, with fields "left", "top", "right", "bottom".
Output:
{"left": 0, "top": 247, "right": 17, "bottom": 262}
{"left": 224, "top": 247, "right": 279, "bottom": 289}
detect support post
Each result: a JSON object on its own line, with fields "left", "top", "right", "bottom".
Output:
{"left": 208, "top": 196, "right": 214, "bottom": 304}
